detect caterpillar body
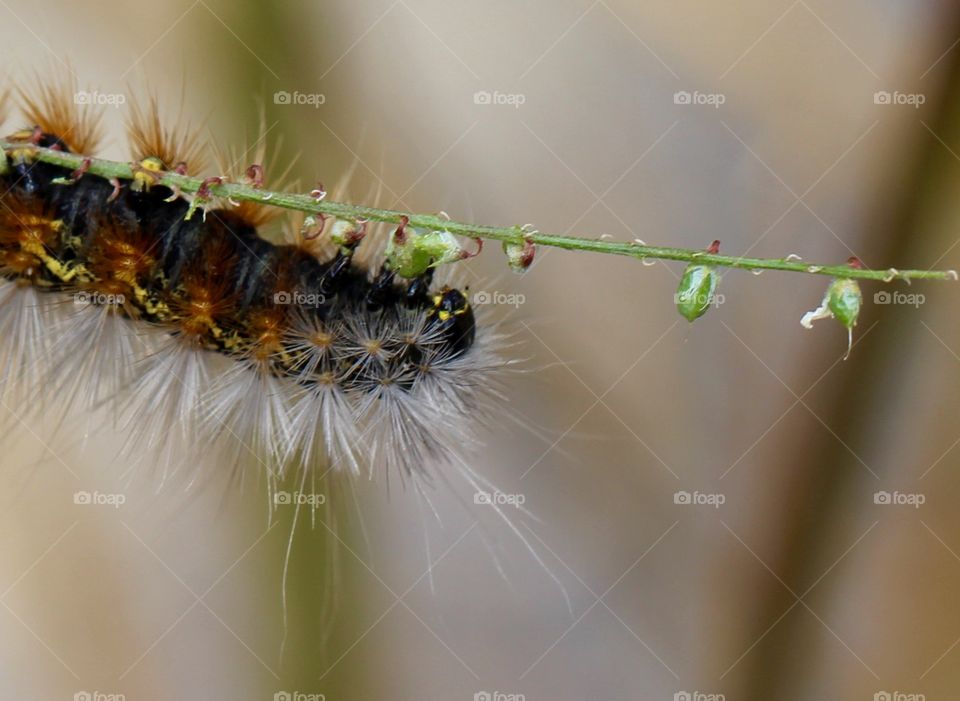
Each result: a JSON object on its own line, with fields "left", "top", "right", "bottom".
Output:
{"left": 0, "top": 83, "right": 507, "bottom": 485}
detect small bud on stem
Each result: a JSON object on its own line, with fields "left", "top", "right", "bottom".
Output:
{"left": 676, "top": 241, "right": 721, "bottom": 322}
{"left": 801, "top": 258, "right": 863, "bottom": 358}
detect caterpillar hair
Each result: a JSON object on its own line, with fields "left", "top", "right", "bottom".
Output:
{"left": 0, "top": 77, "right": 579, "bottom": 644}
{"left": 0, "top": 78, "right": 512, "bottom": 493}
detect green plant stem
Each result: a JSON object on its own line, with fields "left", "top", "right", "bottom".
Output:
{"left": 3, "top": 140, "right": 956, "bottom": 283}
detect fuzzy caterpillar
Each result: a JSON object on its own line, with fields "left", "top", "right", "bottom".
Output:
{"left": 0, "top": 80, "right": 509, "bottom": 487}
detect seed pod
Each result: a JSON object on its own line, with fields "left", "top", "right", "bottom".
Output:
{"left": 675, "top": 263, "right": 719, "bottom": 322}
{"left": 384, "top": 217, "right": 467, "bottom": 278}
{"left": 503, "top": 239, "right": 535, "bottom": 273}
{"left": 801, "top": 277, "right": 862, "bottom": 358}
{"left": 827, "top": 278, "right": 861, "bottom": 329}
{"left": 329, "top": 217, "right": 366, "bottom": 252}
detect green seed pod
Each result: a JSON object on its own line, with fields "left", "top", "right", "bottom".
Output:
{"left": 675, "top": 263, "right": 719, "bottom": 322}
{"left": 827, "top": 278, "right": 862, "bottom": 329}
{"left": 801, "top": 277, "right": 862, "bottom": 358}
{"left": 384, "top": 221, "right": 466, "bottom": 279}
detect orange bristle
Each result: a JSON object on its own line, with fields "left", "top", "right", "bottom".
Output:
{"left": 245, "top": 307, "right": 288, "bottom": 360}
{"left": 84, "top": 217, "right": 157, "bottom": 291}
{"left": 212, "top": 110, "right": 299, "bottom": 229}
{"left": 18, "top": 76, "right": 103, "bottom": 154}
{"left": 127, "top": 93, "right": 208, "bottom": 173}
{"left": 0, "top": 193, "right": 63, "bottom": 279}
{"left": 165, "top": 222, "right": 241, "bottom": 337}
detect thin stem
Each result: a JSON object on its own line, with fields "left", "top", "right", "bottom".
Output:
{"left": 3, "top": 140, "right": 956, "bottom": 283}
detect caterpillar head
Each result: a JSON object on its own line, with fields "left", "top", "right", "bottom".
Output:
{"left": 428, "top": 287, "right": 475, "bottom": 355}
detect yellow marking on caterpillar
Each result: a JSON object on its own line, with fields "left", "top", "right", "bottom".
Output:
{"left": 131, "top": 283, "right": 172, "bottom": 319}
{"left": 20, "top": 214, "right": 62, "bottom": 231}
{"left": 132, "top": 157, "right": 164, "bottom": 191}
{"left": 7, "top": 130, "right": 38, "bottom": 164}
{"left": 18, "top": 218, "right": 85, "bottom": 283}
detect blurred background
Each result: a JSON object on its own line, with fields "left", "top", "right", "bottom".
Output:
{"left": 2, "top": 0, "right": 960, "bottom": 699}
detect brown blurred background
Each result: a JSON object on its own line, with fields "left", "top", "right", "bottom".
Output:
{"left": 2, "top": 1, "right": 960, "bottom": 699}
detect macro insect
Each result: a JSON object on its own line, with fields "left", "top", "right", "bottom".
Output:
{"left": 0, "top": 80, "right": 510, "bottom": 493}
